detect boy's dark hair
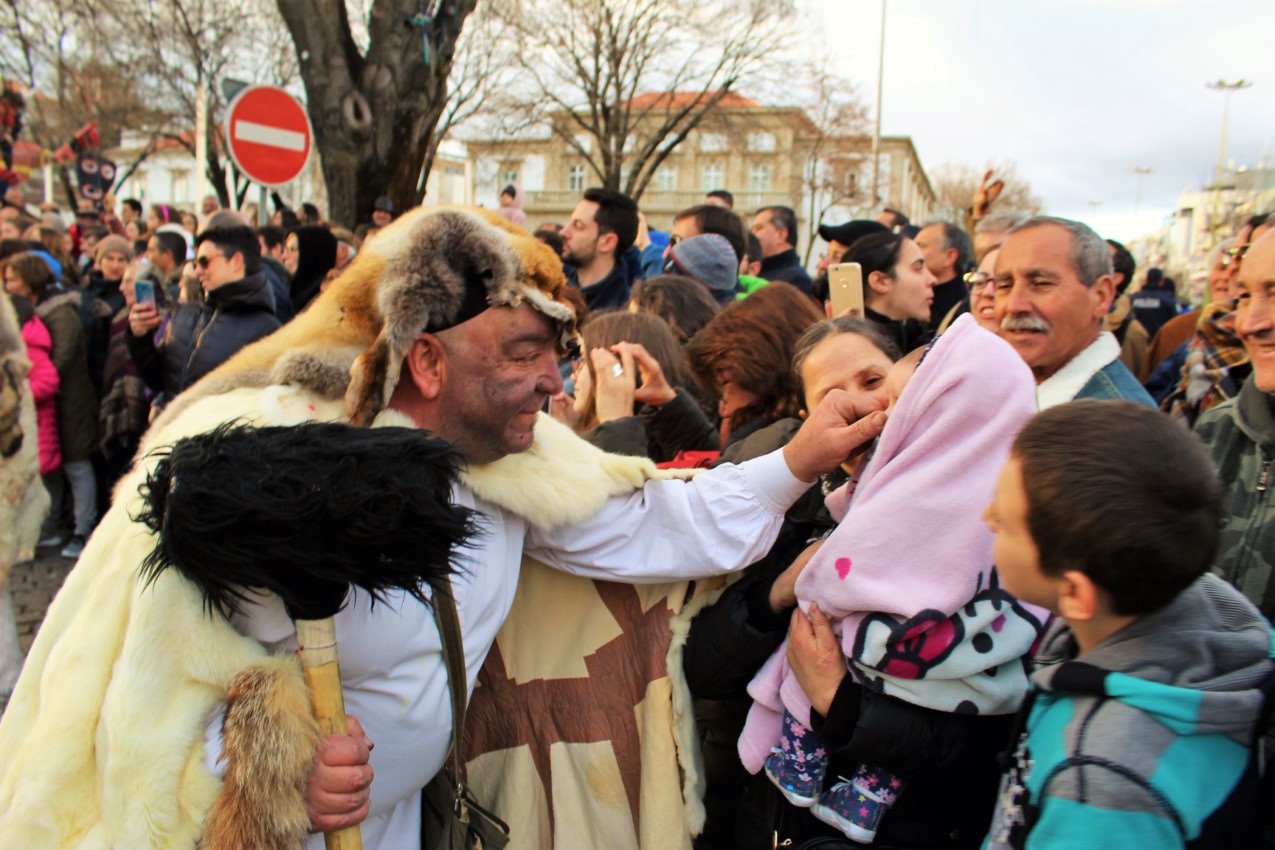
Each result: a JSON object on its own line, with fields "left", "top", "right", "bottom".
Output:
{"left": 258, "top": 224, "right": 286, "bottom": 251}
{"left": 196, "top": 225, "right": 260, "bottom": 274}
{"left": 674, "top": 204, "right": 747, "bottom": 262}
{"left": 153, "top": 230, "right": 187, "bottom": 265}
{"left": 1013, "top": 399, "right": 1223, "bottom": 616}
{"left": 122, "top": 198, "right": 143, "bottom": 217}
{"left": 746, "top": 232, "right": 763, "bottom": 265}
{"left": 706, "top": 189, "right": 734, "bottom": 208}
{"left": 581, "top": 187, "right": 638, "bottom": 256}
{"left": 1106, "top": 238, "right": 1136, "bottom": 291}
{"left": 532, "top": 226, "right": 564, "bottom": 258}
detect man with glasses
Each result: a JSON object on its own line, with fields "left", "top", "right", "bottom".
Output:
{"left": 127, "top": 224, "right": 281, "bottom": 406}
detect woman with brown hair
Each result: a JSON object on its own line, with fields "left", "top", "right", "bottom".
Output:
{"left": 2, "top": 252, "right": 97, "bottom": 557}
{"left": 685, "top": 283, "right": 822, "bottom": 447}
{"left": 629, "top": 274, "right": 720, "bottom": 346}
{"left": 556, "top": 310, "right": 716, "bottom": 461}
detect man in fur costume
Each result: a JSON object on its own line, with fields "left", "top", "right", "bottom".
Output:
{"left": 0, "top": 206, "right": 883, "bottom": 850}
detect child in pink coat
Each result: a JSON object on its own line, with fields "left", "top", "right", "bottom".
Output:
{"left": 739, "top": 316, "right": 1047, "bottom": 842}
{"left": 12, "top": 296, "right": 59, "bottom": 475}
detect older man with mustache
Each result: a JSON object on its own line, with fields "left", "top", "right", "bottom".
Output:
{"left": 993, "top": 216, "right": 1155, "bottom": 409}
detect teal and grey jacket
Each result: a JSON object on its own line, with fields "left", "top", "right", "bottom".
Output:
{"left": 1196, "top": 375, "right": 1275, "bottom": 618}
{"left": 983, "top": 574, "right": 1274, "bottom": 849}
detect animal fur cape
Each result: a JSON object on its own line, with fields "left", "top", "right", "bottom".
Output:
{"left": 0, "top": 208, "right": 706, "bottom": 849}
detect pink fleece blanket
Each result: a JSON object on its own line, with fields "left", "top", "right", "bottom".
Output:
{"left": 740, "top": 316, "right": 1048, "bottom": 774}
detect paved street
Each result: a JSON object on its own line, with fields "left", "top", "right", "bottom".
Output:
{"left": 11, "top": 546, "right": 75, "bottom": 655}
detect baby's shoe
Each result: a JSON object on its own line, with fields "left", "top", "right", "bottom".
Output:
{"left": 761, "top": 711, "right": 827, "bottom": 808}
{"left": 811, "top": 766, "right": 903, "bottom": 844}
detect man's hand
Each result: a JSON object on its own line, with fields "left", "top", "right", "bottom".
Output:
{"left": 128, "top": 304, "right": 162, "bottom": 338}
{"left": 769, "top": 538, "right": 824, "bottom": 614}
{"left": 972, "top": 169, "right": 1004, "bottom": 221}
{"left": 635, "top": 211, "right": 651, "bottom": 251}
{"left": 306, "top": 714, "right": 374, "bottom": 833}
{"left": 787, "top": 603, "right": 846, "bottom": 717}
{"left": 782, "top": 389, "right": 886, "bottom": 483}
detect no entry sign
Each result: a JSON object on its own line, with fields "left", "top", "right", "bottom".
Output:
{"left": 224, "top": 86, "right": 313, "bottom": 187}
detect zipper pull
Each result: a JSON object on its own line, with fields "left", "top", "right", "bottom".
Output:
{"left": 1259, "top": 461, "right": 1270, "bottom": 493}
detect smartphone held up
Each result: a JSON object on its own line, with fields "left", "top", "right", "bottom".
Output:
{"left": 828, "top": 262, "right": 864, "bottom": 318}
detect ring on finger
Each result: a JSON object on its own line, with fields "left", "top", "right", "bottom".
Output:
{"left": 611, "top": 363, "right": 624, "bottom": 378}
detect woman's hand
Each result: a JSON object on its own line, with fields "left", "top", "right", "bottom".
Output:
{"left": 769, "top": 539, "right": 824, "bottom": 614}
{"left": 611, "top": 341, "right": 676, "bottom": 407}
{"left": 787, "top": 603, "right": 846, "bottom": 717}
{"left": 128, "top": 304, "right": 162, "bottom": 337}
{"left": 591, "top": 346, "right": 636, "bottom": 423}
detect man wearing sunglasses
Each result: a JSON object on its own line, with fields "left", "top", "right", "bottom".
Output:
{"left": 127, "top": 224, "right": 281, "bottom": 405}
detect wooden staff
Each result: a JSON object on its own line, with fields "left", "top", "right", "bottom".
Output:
{"left": 137, "top": 421, "right": 476, "bottom": 850}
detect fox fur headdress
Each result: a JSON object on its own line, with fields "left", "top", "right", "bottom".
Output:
{"left": 151, "top": 206, "right": 577, "bottom": 432}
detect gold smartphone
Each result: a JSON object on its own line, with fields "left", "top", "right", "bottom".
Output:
{"left": 828, "top": 262, "right": 864, "bottom": 317}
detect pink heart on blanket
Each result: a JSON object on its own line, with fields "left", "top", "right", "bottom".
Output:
{"left": 835, "top": 557, "right": 852, "bottom": 580}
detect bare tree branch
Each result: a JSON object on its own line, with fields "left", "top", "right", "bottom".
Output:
{"left": 487, "top": 0, "right": 793, "bottom": 200}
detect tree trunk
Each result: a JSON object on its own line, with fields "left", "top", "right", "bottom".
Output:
{"left": 275, "top": 0, "right": 477, "bottom": 228}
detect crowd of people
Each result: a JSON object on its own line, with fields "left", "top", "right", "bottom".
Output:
{"left": 1, "top": 174, "right": 1274, "bottom": 850}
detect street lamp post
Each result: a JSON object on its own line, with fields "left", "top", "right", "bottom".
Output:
{"left": 1131, "top": 166, "right": 1153, "bottom": 215}
{"left": 1207, "top": 79, "right": 1253, "bottom": 247}
{"left": 869, "top": 0, "right": 886, "bottom": 208}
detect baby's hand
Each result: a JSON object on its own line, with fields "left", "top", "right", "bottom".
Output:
{"left": 769, "top": 539, "right": 824, "bottom": 614}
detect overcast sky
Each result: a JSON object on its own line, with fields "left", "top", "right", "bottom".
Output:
{"left": 803, "top": 0, "right": 1275, "bottom": 243}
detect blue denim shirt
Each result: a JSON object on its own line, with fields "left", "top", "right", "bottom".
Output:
{"left": 1076, "top": 359, "right": 1156, "bottom": 407}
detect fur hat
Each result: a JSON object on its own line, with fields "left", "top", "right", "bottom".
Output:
{"left": 152, "top": 206, "right": 578, "bottom": 430}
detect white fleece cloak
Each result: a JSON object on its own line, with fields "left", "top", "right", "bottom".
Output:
{"left": 0, "top": 382, "right": 711, "bottom": 849}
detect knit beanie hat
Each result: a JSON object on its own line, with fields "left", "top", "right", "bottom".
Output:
{"left": 669, "top": 233, "right": 738, "bottom": 306}
{"left": 94, "top": 235, "right": 134, "bottom": 262}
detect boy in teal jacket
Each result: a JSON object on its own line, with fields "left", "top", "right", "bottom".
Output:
{"left": 982, "top": 399, "right": 1275, "bottom": 849}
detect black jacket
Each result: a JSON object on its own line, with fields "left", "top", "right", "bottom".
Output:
{"left": 929, "top": 276, "right": 966, "bottom": 331}
{"left": 565, "top": 256, "right": 632, "bottom": 311}
{"left": 866, "top": 305, "right": 933, "bottom": 354}
{"left": 259, "top": 255, "right": 295, "bottom": 323}
{"left": 759, "top": 248, "right": 813, "bottom": 296}
{"left": 77, "top": 272, "right": 126, "bottom": 394}
{"left": 128, "top": 270, "right": 281, "bottom": 399}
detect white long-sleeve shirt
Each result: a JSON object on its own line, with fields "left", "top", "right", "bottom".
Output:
{"left": 205, "top": 448, "right": 809, "bottom": 850}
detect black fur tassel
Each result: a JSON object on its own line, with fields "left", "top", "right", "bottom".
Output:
{"left": 136, "top": 421, "right": 479, "bottom": 622}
